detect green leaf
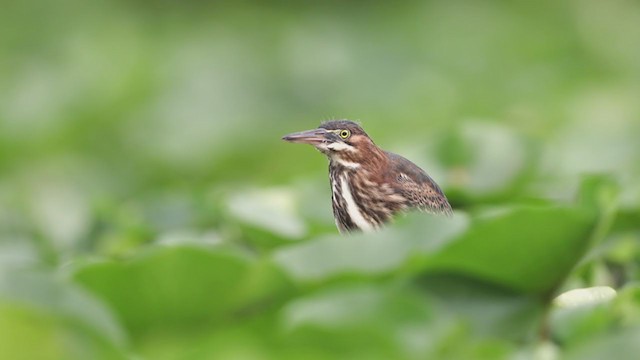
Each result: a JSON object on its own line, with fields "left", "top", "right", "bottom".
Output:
{"left": 564, "top": 327, "right": 640, "bottom": 360}
{"left": 72, "top": 245, "right": 294, "bottom": 338}
{"left": 416, "top": 274, "right": 543, "bottom": 341}
{"left": 416, "top": 205, "right": 596, "bottom": 295}
{"left": 551, "top": 302, "right": 615, "bottom": 346}
{"left": 278, "top": 281, "right": 519, "bottom": 359}
{"left": 437, "top": 121, "right": 530, "bottom": 197}
{"left": 0, "top": 271, "right": 128, "bottom": 359}
{"left": 273, "top": 213, "right": 469, "bottom": 282}
{"left": 227, "top": 187, "right": 308, "bottom": 239}
{"left": 279, "top": 283, "right": 432, "bottom": 359}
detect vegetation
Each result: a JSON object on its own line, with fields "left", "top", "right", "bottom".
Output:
{"left": 1, "top": 1, "right": 639, "bottom": 359}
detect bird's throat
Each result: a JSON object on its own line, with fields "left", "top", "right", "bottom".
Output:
{"left": 329, "top": 165, "right": 383, "bottom": 233}
{"left": 330, "top": 156, "right": 361, "bottom": 169}
{"left": 337, "top": 173, "right": 376, "bottom": 232}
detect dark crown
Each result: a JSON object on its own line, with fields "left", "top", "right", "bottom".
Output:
{"left": 319, "top": 120, "right": 368, "bottom": 136}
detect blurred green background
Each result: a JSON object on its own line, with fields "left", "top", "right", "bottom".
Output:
{"left": 1, "top": 0, "right": 640, "bottom": 359}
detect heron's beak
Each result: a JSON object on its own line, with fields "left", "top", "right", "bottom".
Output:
{"left": 281, "top": 128, "right": 330, "bottom": 145}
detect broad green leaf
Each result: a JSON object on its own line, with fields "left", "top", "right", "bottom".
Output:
{"left": 417, "top": 205, "right": 596, "bottom": 295}
{"left": 281, "top": 283, "right": 431, "bottom": 331}
{"left": 274, "top": 213, "right": 468, "bottom": 282}
{"left": 416, "top": 274, "right": 542, "bottom": 341}
{"left": 0, "top": 271, "right": 127, "bottom": 359}
{"left": 279, "top": 283, "right": 432, "bottom": 359}
{"left": 72, "top": 245, "right": 294, "bottom": 338}
{"left": 279, "top": 281, "right": 519, "bottom": 359}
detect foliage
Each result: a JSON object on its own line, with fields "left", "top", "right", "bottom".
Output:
{"left": 1, "top": 0, "right": 639, "bottom": 359}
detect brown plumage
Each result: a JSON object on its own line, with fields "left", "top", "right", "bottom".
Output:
{"left": 282, "top": 120, "right": 452, "bottom": 233}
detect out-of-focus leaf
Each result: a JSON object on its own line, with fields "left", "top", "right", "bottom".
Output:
{"left": 0, "top": 271, "right": 127, "bottom": 359}
{"left": 415, "top": 205, "right": 596, "bottom": 295}
{"left": 551, "top": 286, "right": 617, "bottom": 346}
{"left": 554, "top": 286, "right": 616, "bottom": 308}
{"left": 613, "top": 285, "right": 640, "bottom": 328}
{"left": 0, "top": 240, "right": 40, "bottom": 270}
{"left": 439, "top": 121, "right": 530, "bottom": 196}
{"left": 274, "top": 213, "right": 468, "bottom": 282}
{"left": 551, "top": 300, "right": 614, "bottom": 347}
{"left": 280, "top": 283, "right": 431, "bottom": 359}
{"left": 564, "top": 327, "right": 640, "bottom": 360}
{"left": 72, "top": 245, "right": 294, "bottom": 338}
{"left": 227, "top": 187, "right": 308, "bottom": 239}
{"left": 541, "top": 87, "right": 640, "bottom": 203}
{"left": 417, "top": 274, "right": 542, "bottom": 341}
{"left": 551, "top": 284, "right": 640, "bottom": 349}
{"left": 282, "top": 283, "right": 431, "bottom": 331}
{"left": 577, "top": 175, "right": 620, "bottom": 249}
{"left": 273, "top": 230, "right": 409, "bottom": 282}
{"left": 281, "top": 281, "right": 520, "bottom": 359}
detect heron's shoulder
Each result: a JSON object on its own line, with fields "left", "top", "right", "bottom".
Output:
{"left": 384, "top": 151, "right": 445, "bottom": 196}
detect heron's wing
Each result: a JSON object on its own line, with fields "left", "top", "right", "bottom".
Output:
{"left": 385, "top": 151, "right": 453, "bottom": 216}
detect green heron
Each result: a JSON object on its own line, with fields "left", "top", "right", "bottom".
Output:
{"left": 282, "top": 120, "right": 452, "bottom": 233}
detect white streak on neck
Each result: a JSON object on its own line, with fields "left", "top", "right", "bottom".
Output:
{"left": 340, "top": 174, "right": 375, "bottom": 232}
{"left": 332, "top": 157, "right": 361, "bottom": 169}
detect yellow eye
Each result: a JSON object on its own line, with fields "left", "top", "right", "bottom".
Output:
{"left": 339, "top": 129, "right": 350, "bottom": 139}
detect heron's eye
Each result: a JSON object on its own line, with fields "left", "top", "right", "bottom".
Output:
{"left": 339, "top": 129, "right": 350, "bottom": 139}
